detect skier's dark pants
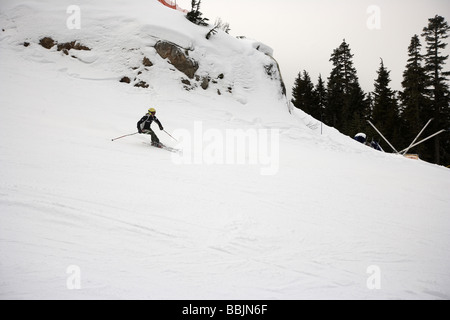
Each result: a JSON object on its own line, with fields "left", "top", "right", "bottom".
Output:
{"left": 142, "top": 129, "right": 160, "bottom": 144}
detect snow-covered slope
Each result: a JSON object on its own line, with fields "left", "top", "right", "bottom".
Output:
{"left": 1, "top": 0, "right": 449, "bottom": 300}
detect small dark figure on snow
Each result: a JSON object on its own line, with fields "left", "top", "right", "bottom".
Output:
{"left": 137, "top": 108, "right": 164, "bottom": 147}
{"left": 371, "top": 140, "right": 382, "bottom": 151}
{"left": 354, "top": 133, "right": 367, "bottom": 144}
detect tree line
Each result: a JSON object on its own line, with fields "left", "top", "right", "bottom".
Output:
{"left": 292, "top": 15, "right": 450, "bottom": 166}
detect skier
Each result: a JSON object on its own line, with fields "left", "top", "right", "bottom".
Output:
{"left": 137, "top": 108, "right": 164, "bottom": 147}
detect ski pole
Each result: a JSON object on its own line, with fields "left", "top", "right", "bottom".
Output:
{"left": 367, "top": 120, "right": 399, "bottom": 154}
{"left": 399, "top": 129, "right": 447, "bottom": 154}
{"left": 164, "top": 130, "right": 178, "bottom": 142}
{"left": 401, "top": 118, "right": 433, "bottom": 155}
{"left": 111, "top": 132, "right": 139, "bottom": 142}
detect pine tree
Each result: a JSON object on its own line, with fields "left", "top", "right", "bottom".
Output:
{"left": 422, "top": 15, "right": 450, "bottom": 164}
{"left": 400, "top": 35, "right": 430, "bottom": 157}
{"left": 291, "top": 71, "right": 304, "bottom": 110}
{"left": 345, "top": 81, "right": 369, "bottom": 135}
{"left": 372, "top": 59, "right": 401, "bottom": 150}
{"left": 326, "top": 52, "right": 344, "bottom": 128}
{"left": 186, "top": 0, "right": 209, "bottom": 26}
{"left": 325, "top": 40, "right": 366, "bottom": 135}
{"left": 339, "top": 41, "right": 358, "bottom": 95}
{"left": 314, "top": 74, "right": 327, "bottom": 122}
{"left": 291, "top": 70, "right": 316, "bottom": 116}
{"left": 365, "top": 92, "right": 377, "bottom": 138}
{"left": 326, "top": 41, "right": 348, "bottom": 129}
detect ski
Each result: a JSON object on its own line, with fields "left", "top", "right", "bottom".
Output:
{"left": 146, "top": 142, "right": 182, "bottom": 154}
{"left": 159, "top": 145, "right": 182, "bottom": 154}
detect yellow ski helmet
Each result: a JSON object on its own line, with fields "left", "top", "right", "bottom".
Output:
{"left": 148, "top": 108, "right": 156, "bottom": 114}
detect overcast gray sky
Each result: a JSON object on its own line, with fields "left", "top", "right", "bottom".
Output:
{"left": 176, "top": 0, "right": 450, "bottom": 98}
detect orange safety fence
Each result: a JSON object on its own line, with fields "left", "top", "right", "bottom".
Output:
{"left": 157, "top": 0, "right": 188, "bottom": 13}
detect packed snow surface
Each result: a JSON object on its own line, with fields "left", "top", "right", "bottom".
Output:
{"left": 0, "top": 0, "right": 449, "bottom": 300}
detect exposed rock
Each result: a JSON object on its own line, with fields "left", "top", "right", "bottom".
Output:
{"left": 134, "top": 81, "right": 149, "bottom": 88}
{"left": 120, "top": 77, "right": 131, "bottom": 84}
{"left": 200, "top": 76, "right": 210, "bottom": 90}
{"left": 39, "top": 37, "right": 55, "bottom": 49}
{"left": 142, "top": 57, "right": 153, "bottom": 67}
{"left": 264, "top": 64, "right": 275, "bottom": 77}
{"left": 57, "top": 41, "right": 91, "bottom": 55}
{"left": 264, "top": 60, "right": 287, "bottom": 97}
{"left": 23, "top": 42, "right": 30, "bottom": 47}
{"left": 181, "top": 79, "right": 191, "bottom": 86}
{"left": 154, "top": 41, "right": 199, "bottom": 79}
{"left": 39, "top": 38, "right": 91, "bottom": 54}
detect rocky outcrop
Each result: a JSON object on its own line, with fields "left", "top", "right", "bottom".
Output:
{"left": 142, "top": 56, "right": 153, "bottom": 67}
{"left": 200, "top": 76, "right": 210, "bottom": 90}
{"left": 134, "top": 81, "right": 149, "bottom": 88}
{"left": 154, "top": 41, "right": 198, "bottom": 79}
{"left": 39, "top": 37, "right": 55, "bottom": 49}
{"left": 120, "top": 76, "right": 131, "bottom": 84}
{"left": 57, "top": 41, "right": 91, "bottom": 55}
{"left": 39, "top": 37, "right": 91, "bottom": 55}
{"left": 264, "top": 59, "right": 287, "bottom": 97}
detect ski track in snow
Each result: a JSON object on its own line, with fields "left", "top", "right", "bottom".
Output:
{"left": 0, "top": 0, "right": 450, "bottom": 300}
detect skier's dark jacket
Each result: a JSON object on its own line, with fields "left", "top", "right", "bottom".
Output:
{"left": 137, "top": 113, "right": 164, "bottom": 133}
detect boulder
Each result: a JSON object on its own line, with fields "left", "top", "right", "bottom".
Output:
{"left": 155, "top": 41, "right": 198, "bottom": 79}
{"left": 39, "top": 37, "right": 55, "bottom": 49}
{"left": 120, "top": 76, "right": 131, "bottom": 84}
{"left": 142, "top": 56, "right": 153, "bottom": 67}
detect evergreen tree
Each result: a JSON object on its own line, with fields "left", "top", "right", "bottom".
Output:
{"left": 345, "top": 81, "right": 369, "bottom": 135}
{"left": 326, "top": 40, "right": 367, "bottom": 135}
{"left": 365, "top": 92, "right": 377, "bottom": 138}
{"left": 314, "top": 74, "right": 327, "bottom": 122}
{"left": 400, "top": 35, "right": 430, "bottom": 157}
{"left": 422, "top": 15, "right": 450, "bottom": 164}
{"left": 372, "top": 59, "right": 401, "bottom": 150}
{"left": 186, "top": 0, "right": 209, "bottom": 26}
{"left": 291, "top": 70, "right": 317, "bottom": 116}
{"left": 366, "top": 92, "right": 375, "bottom": 117}
{"left": 291, "top": 71, "right": 304, "bottom": 110}
{"left": 326, "top": 54, "right": 344, "bottom": 128}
